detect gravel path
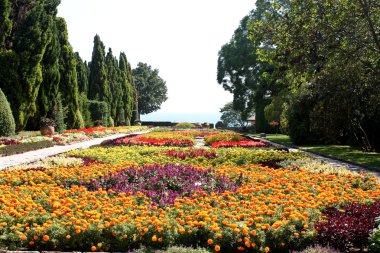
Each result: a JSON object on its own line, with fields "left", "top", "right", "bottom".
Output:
{"left": 0, "top": 130, "right": 150, "bottom": 170}
{"left": 250, "top": 135, "right": 380, "bottom": 178}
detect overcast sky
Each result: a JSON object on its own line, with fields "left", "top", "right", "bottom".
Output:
{"left": 58, "top": 0, "right": 254, "bottom": 120}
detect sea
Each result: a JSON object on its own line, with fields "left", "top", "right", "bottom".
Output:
{"left": 140, "top": 112, "right": 221, "bottom": 125}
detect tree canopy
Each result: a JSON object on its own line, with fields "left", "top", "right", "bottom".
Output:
{"left": 218, "top": 0, "right": 380, "bottom": 151}
{"left": 133, "top": 62, "right": 168, "bottom": 115}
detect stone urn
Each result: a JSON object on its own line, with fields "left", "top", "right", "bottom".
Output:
{"left": 40, "top": 125, "right": 55, "bottom": 136}
{"left": 40, "top": 118, "right": 56, "bottom": 136}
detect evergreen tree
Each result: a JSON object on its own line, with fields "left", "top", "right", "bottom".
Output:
{"left": 0, "top": 88, "right": 15, "bottom": 136}
{"left": 105, "top": 48, "right": 120, "bottom": 123}
{"left": 34, "top": 18, "right": 61, "bottom": 129}
{"left": 88, "top": 35, "right": 111, "bottom": 105}
{"left": 119, "top": 52, "right": 135, "bottom": 125}
{"left": 0, "top": 0, "right": 60, "bottom": 130}
{"left": 0, "top": 0, "right": 12, "bottom": 48}
{"left": 56, "top": 17, "right": 83, "bottom": 129}
{"left": 75, "top": 52, "right": 89, "bottom": 94}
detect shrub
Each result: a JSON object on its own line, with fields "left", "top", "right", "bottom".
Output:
{"left": 175, "top": 122, "right": 196, "bottom": 129}
{"left": 0, "top": 88, "right": 15, "bottom": 136}
{"left": 215, "top": 121, "right": 224, "bottom": 129}
{"left": 0, "top": 140, "right": 54, "bottom": 157}
{"left": 316, "top": 200, "right": 380, "bottom": 252}
{"left": 87, "top": 100, "right": 109, "bottom": 126}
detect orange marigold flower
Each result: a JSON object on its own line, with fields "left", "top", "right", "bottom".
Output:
{"left": 265, "top": 247, "right": 270, "bottom": 252}
{"left": 207, "top": 239, "right": 213, "bottom": 245}
{"left": 66, "top": 235, "right": 71, "bottom": 239}
{"left": 294, "top": 232, "right": 300, "bottom": 237}
{"left": 20, "top": 235, "right": 27, "bottom": 241}
{"left": 43, "top": 235, "right": 49, "bottom": 242}
{"left": 28, "top": 241, "right": 35, "bottom": 246}
{"left": 152, "top": 235, "right": 157, "bottom": 242}
{"left": 91, "top": 246, "right": 96, "bottom": 252}
{"left": 215, "top": 245, "right": 221, "bottom": 252}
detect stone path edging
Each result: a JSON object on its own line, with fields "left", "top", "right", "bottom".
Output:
{"left": 0, "top": 130, "right": 150, "bottom": 170}
{"left": 247, "top": 135, "right": 380, "bottom": 178}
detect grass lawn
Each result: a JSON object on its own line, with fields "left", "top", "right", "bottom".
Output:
{"left": 252, "top": 134, "right": 380, "bottom": 170}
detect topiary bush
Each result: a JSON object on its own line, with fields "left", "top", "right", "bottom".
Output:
{"left": 0, "top": 88, "right": 16, "bottom": 136}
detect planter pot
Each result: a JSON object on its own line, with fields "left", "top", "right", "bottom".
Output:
{"left": 40, "top": 126, "right": 55, "bottom": 136}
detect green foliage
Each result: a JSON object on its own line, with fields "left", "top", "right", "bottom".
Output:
{"left": 220, "top": 102, "right": 249, "bottom": 128}
{"left": 75, "top": 52, "right": 89, "bottom": 94}
{"left": 87, "top": 100, "right": 109, "bottom": 127}
{"left": 0, "top": 0, "right": 12, "bottom": 48}
{"left": 89, "top": 35, "right": 111, "bottom": 105}
{"left": 119, "top": 52, "right": 135, "bottom": 125}
{"left": 250, "top": 0, "right": 380, "bottom": 150}
{"left": 52, "top": 93, "right": 66, "bottom": 133}
{"left": 175, "top": 122, "right": 196, "bottom": 129}
{"left": 0, "top": 88, "right": 15, "bottom": 136}
{"left": 56, "top": 18, "right": 83, "bottom": 129}
{"left": 133, "top": 62, "right": 167, "bottom": 115}
{"left": 37, "top": 17, "right": 61, "bottom": 125}
{"left": 79, "top": 92, "right": 92, "bottom": 127}
{"left": 217, "top": 9, "right": 272, "bottom": 132}
{"left": 0, "top": 1, "right": 57, "bottom": 130}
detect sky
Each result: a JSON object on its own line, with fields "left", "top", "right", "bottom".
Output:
{"left": 57, "top": 0, "right": 255, "bottom": 123}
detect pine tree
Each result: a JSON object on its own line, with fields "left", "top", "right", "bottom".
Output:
{"left": 56, "top": 17, "right": 84, "bottom": 129}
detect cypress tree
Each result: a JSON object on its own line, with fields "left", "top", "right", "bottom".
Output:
{"left": 0, "top": 88, "right": 15, "bottom": 136}
{"left": 0, "top": 0, "right": 60, "bottom": 131}
{"left": 56, "top": 17, "right": 84, "bottom": 129}
{"left": 34, "top": 18, "right": 61, "bottom": 129}
{"left": 89, "top": 35, "right": 111, "bottom": 105}
{"left": 119, "top": 52, "right": 135, "bottom": 125}
{"left": 75, "top": 52, "right": 89, "bottom": 94}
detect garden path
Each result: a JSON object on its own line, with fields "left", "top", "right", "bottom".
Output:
{"left": 251, "top": 136, "right": 380, "bottom": 179}
{"left": 0, "top": 130, "right": 150, "bottom": 170}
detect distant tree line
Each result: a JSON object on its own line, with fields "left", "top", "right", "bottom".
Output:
{"left": 0, "top": 0, "right": 167, "bottom": 133}
{"left": 218, "top": 0, "right": 380, "bottom": 151}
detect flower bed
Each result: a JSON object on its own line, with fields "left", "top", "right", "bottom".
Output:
{"left": 204, "top": 132, "right": 245, "bottom": 146}
{"left": 1, "top": 129, "right": 380, "bottom": 252}
{"left": 165, "top": 149, "right": 217, "bottom": 160}
{"left": 78, "top": 164, "right": 237, "bottom": 206}
{"left": 0, "top": 159, "right": 379, "bottom": 252}
{"left": 211, "top": 140, "right": 270, "bottom": 148}
{"left": 68, "top": 146, "right": 307, "bottom": 167}
{"left": 105, "top": 136, "right": 194, "bottom": 147}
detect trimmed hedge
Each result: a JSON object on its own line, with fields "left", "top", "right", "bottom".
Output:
{"left": 0, "top": 140, "right": 54, "bottom": 157}
{"left": 142, "top": 121, "right": 174, "bottom": 127}
{"left": 0, "top": 88, "right": 16, "bottom": 136}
